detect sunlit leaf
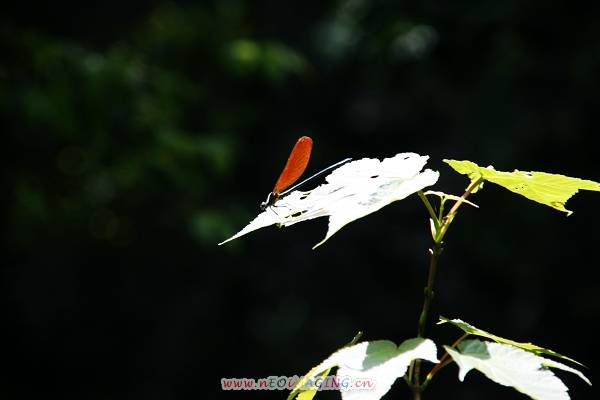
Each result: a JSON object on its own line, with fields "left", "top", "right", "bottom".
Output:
{"left": 219, "top": 153, "right": 439, "bottom": 248}
{"left": 445, "top": 339, "right": 590, "bottom": 400}
{"left": 337, "top": 339, "right": 438, "bottom": 400}
{"left": 289, "top": 367, "right": 332, "bottom": 400}
{"left": 438, "top": 316, "right": 585, "bottom": 367}
{"left": 288, "top": 332, "right": 362, "bottom": 400}
{"left": 444, "top": 160, "right": 600, "bottom": 215}
{"left": 290, "top": 338, "right": 438, "bottom": 400}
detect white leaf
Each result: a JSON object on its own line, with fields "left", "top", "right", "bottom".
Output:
{"left": 300, "top": 338, "right": 438, "bottom": 400}
{"left": 540, "top": 358, "right": 591, "bottom": 387}
{"left": 219, "top": 153, "right": 439, "bottom": 248}
{"left": 445, "top": 339, "right": 590, "bottom": 400}
{"left": 338, "top": 339, "right": 439, "bottom": 400}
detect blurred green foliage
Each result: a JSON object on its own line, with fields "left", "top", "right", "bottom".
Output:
{"left": 2, "top": 3, "right": 315, "bottom": 254}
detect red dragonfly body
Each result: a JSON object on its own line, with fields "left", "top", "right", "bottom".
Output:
{"left": 260, "top": 137, "right": 351, "bottom": 210}
{"left": 261, "top": 136, "right": 312, "bottom": 210}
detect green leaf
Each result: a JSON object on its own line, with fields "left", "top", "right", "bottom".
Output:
{"left": 444, "top": 159, "right": 600, "bottom": 215}
{"left": 290, "top": 338, "right": 438, "bottom": 400}
{"left": 445, "top": 339, "right": 591, "bottom": 400}
{"left": 438, "top": 316, "right": 585, "bottom": 367}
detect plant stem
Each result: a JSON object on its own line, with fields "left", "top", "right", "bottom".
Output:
{"left": 417, "top": 191, "right": 439, "bottom": 225}
{"left": 435, "top": 176, "right": 484, "bottom": 241}
{"left": 411, "top": 241, "right": 442, "bottom": 399}
{"left": 418, "top": 242, "right": 442, "bottom": 337}
{"left": 410, "top": 180, "right": 483, "bottom": 399}
{"left": 423, "top": 333, "right": 469, "bottom": 387}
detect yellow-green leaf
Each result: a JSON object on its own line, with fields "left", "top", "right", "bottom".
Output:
{"left": 438, "top": 316, "right": 585, "bottom": 367}
{"left": 444, "top": 159, "right": 600, "bottom": 215}
{"left": 288, "top": 367, "right": 332, "bottom": 400}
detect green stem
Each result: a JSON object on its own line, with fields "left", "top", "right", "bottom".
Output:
{"left": 435, "top": 177, "right": 484, "bottom": 242}
{"left": 418, "top": 243, "right": 442, "bottom": 337}
{"left": 410, "top": 241, "right": 442, "bottom": 399}
{"left": 410, "top": 181, "right": 483, "bottom": 399}
{"left": 417, "top": 191, "right": 439, "bottom": 226}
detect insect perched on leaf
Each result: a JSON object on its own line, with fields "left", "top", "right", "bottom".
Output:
{"left": 260, "top": 136, "right": 351, "bottom": 210}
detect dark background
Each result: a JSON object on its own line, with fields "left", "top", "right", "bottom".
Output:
{"left": 2, "top": 0, "right": 598, "bottom": 399}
